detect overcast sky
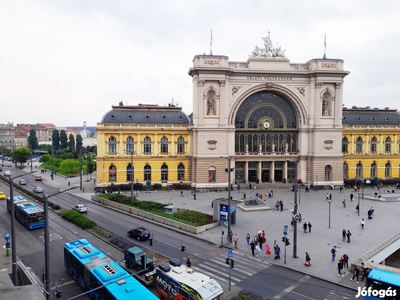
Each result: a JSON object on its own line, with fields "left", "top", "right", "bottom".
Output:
{"left": 1, "top": 0, "right": 399, "bottom": 127}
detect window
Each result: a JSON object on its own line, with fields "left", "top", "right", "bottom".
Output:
{"left": 208, "top": 166, "right": 216, "bottom": 182}
{"left": 144, "top": 137, "right": 151, "bottom": 154}
{"left": 160, "top": 137, "right": 168, "bottom": 154}
{"left": 126, "top": 164, "right": 134, "bottom": 181}
{"left": 108, "top": 136, "right": 117, "bottom": 154}
{"left": 177, "top": 164, "right": 185, "bottom": 180}
{"left": 109, "top": 165, "right": 117, "bottom": 182}
{"left": 343, "top": 163, "right": 348, "bottom": 179}
{"left": 356, "top": 137, "right": 363, "bottom": 153}
{"left": 144, "top": 165, "right": 151, "bottom": 181}
{"left": 385, "top": 163, "right": 391, "bottom": 177}
{"left": 342, "top": 137, "right": 348, "bottom": 153}
{"left": 385, "top": 137, "right": 391, "bottom": 152}
{"left": 370, "top": 137, "right": 377, "bottom": 153}
{"left": 356, "top": 163, "right": 363, "bottom": 178}
{"left": 325, "top": 165, "right": 332, "bottom": 181}
{"left": 161, "top": 164, "right": 168, "bottom": 180}
{"left": 126, "top": 137, "right": 134, "bottom": 154}
{"left": 177, "top": 137, "right": 185, "bottom": 154}
{"left": 370, "top": 163, "right": 377, "bottom": 178}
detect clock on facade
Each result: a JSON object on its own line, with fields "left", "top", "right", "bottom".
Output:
{"left": 263, "top": 121, "right": 270, "bottom": 129}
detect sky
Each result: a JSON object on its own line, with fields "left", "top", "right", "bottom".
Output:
{"left": 1, "top": 0, "right": 399, "bottom": 127}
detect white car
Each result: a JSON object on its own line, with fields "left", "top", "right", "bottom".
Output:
{"left": 73, "top": 204, "right": 88, "bottom": 213}
{"left": 18, "top": 179, "right": 27, "bottom": 185}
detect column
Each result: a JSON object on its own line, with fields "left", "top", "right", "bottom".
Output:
{"left": 283, "top": 160, "right": 288, "bottom": 182}
{"left": 270, "top": 161, "right": 275, "bottom": 183}
{"left": 244, "top": 161, "right": 249, "bottom": 183}
{"left": 257, "top": 161, "right": 262, "bottom": 183}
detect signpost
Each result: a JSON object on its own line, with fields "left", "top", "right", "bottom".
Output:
{"left": 227, "top": 250, "right": 233, "bottom": 292}
{"left": 283, "top": 225, "right": 288, "bottom": 264}
{"left": 5, "top": 232, "right": 10, "bottom": 256}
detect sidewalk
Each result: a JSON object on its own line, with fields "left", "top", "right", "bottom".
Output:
{"left": 25, "top": 162, "right": 400, "bottom": 290}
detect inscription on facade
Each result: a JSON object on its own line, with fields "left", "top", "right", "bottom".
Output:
{"left": 321, "top": 63, "right": 337, "bottom": 69}
{"left": 247, "top": 76, "right": 292, "bottom": 81}
{"left": 204, "top": 60, "right": 220, "bottom": 65}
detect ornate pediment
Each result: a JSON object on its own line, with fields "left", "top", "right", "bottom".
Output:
{"left": 250, "top": 32, "right": 286, "bottom": 58}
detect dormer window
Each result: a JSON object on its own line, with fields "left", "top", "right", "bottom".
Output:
{"left": 110, "top": 115, "right": 115, "bottom": 120}
{"left": 145, "top": 115, "right": 150, "bottom": 120}
{"left": 356, "top": 117, "right": 361, "bottom": 121}
{"left": 385, "top": 117, "right": 389, "bottom": 121}
{"left": 128, "top": 115, "right": 132, "bottom": 120}
{"left": 371, "top": 117, "right": 375, "bottom": 121}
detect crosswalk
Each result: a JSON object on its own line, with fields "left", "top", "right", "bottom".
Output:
{"left": 193, "top": 251, "right": 270, "bottom": 286}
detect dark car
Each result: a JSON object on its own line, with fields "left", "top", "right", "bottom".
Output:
{"left": 127, "top": 227, "right": 150, "bottom": 241}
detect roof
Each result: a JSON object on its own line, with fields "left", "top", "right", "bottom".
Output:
{"left": 343, "top": 107, "right": 400, "bottom": 126}
{"left": 100, "top": 103, "right": 191, "bottom": 125}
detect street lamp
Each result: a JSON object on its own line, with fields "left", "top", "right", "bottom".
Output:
{"left": 328, "top": 200, "right": 332, "bottom": 228}
{"left": 4, "top": 170, "right": 36, "bottom": 286}
{"left": 287, "top": 160, "right": 298, "bottom": 258}
{"left": 220, "top": 156, "right": 232, "bottom": 232}
{"left": 42, "top": 185, "right": 79, "bottom": 300}
{"left": 357, "top": 191, "right": 361, "bottom": 216}
{"left": 129, "top": 150, "right": 134, "bottom": 202}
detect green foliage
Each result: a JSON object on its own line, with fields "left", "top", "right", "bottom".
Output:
{"left": 38, "top": 144, "right": 53, "bottom": 155}
{"left": 92, "top": 226, "right": 115, "bottom": 238}
{"left": 68, "top": 134, "right": 75, "bottom": 152}
{"left": 40, "top": 154, "right": 51, "bottom": 163}
{"left": 52, "top": 130, "right": 60, "bottom": 150}
{"left": 232, "top": 291, "right": 272, "bottom": 300}
{"left": 60, "top": 130, "right": 68, "bottom": 149}
{"left": 61, "top": 210, "right": 96, "bottom": 229}
{"left": 76, "top": 134, "right": 83, "bottom": 153}
{"left": 28, "top": 129, "right": 39, "bottom": 150}
{"left": 11, "top": 147, "right": 32, "bottom": 165}
{"left": 60, "top": 152, "right": 74, "bottom": 159}
{"left": 174, "top": 210, "right": 213, "bottom": 226}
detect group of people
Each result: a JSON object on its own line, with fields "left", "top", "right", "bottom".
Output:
{"left": 337, "top": 253, "right": 350, "bottom": 276}
{"left": 341, "top": 229, "right": 352, "bottom": 243}
{"left": 302, "top": 221, "right": 312, "bottom": 233}
{"left": 275, "top": 200, "right": 284, "bottom": 211}
{"left": 367, "top": 207, "right": 375, "bottom": 219}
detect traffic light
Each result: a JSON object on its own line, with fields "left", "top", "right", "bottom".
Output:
{"left": 282, "top": 237, "right": 286, "bottom": 243}
{"left": 55, "top": 290, "right": 62, "bottom": 298}
{"left": 281, "top": 237, "right": 290, "bottom": 246}
{"left": 230, "top": 259, "right": 235, "bottom": 269}
{"left": 225, "top": 258, "right": 230, "bottom": 265}
{"left": 149, "top": 238, "right": 153, "bottom": 246}
{"left": 181, "top": 245, "right": 186, "bottom": 252}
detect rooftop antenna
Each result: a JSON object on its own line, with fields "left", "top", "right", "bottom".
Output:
{"left": 210, "top": 29, "right": 213, "bottom": 55}
{"left": 323, "top": 34, "right": 327, "bottom": 59}
{"left": 171, "top": 98, "right": 174, "bottom": 105}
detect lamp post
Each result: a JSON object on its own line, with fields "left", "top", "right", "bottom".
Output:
{"left": 4, "top": 170, "right": 36, "bottom": 286}
{"left": 357, "top": 191, "right": 360, "bottom": 216}
{"left": 328, "top": 200, "right": 332, "bottom": 228}
{"left": 287, "top": 159, "right": 298, "bottom": 258}
{"left": 130, "top": 151, "right": 134, "bottom": 202}
{"left": 220, "top": 156, "right": 232, "bottom": 232}
{"left": 79, "top": 152, "right": 83, "bottom": 191}
{"left": 42, "top": 185, "right": 79, "bottom": 300}
{"left": 30, "top": 145, "right": 33, "bottom": 172}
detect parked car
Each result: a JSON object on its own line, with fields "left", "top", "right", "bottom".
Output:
{"left": 18, "top": 179, "right": 27, "bottom": 185}
{"left": 0, "top": 190, "right": 6, "bottom": 200}
{"left": 73, "top": 204, "right": 88, "bottom": 213}
{"left": 33, "top": 186, "right": 44, "bottom": 193}
{"left": 35, "top": 176, "right": 43, "bottom": 181}
{"left": 127, "top": 227, "right": 151, "bottom": 241}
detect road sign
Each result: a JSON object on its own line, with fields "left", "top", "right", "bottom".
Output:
{"left": 227, "top": 250, "right": 233, "bottom": 258}
{"left": 4, "top": 233, "right": 10, "bottom": 240}
{"left": 283, "top": 231, "right": 287, "bottom": 236}
{"left": 283, "top": 225, "right": 288, "bottom": 232}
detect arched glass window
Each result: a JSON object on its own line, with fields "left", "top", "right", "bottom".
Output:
{"left": 385, "top": 162, "right": 391, "bottom": 177}
{"left": 109, "top": 165, "right": 117, "bottom": 182}
{"left": 161, "top": 164, "right": 168, "bottom": 180}
{"left": 370, "top": 163, "right": 377, "bottom": 178}
{"left": 144, "top": 164, "right": 151, "bottom": 180}
{"left": 343, "top": 163, "right": 348, "bottom": 179}
{"left": 126, "top": 164, "right": 134, "bottom": 181}
{"left": 144, "top": 137, "right": 151, "bottom": 154}
{"left": 177, "top": 137, "right": 185, "bottom": 154}
{"left": 385, "top": 137, "right": 391, "bottom": 152}
{"left": 356, "top": 137, "right": 363, "bottom": 153}
{"left": 356, "top": 163, "right": 363, "bottom": 178}
{"left": 370, "top": 137, "right": 377, "bottom": 153}
{"left": 161, "top": 137, "right": 168, "bottom": 154}
{"left": 325, "top": 165, "right": 332, "bottom": 181}
{"left": 208, "top": 166, "right": 216, "bottom": 182}
{"left": 126, "top": 136, "right": 134, "bottom": 154}
{"left": 177, "top": 164, "right": 185, "bottom": 180}
{"left": 108, "top": 136, "right": 117, "bottom": 154}
{"left": 342, "top": 137, "right": 348, "bottom": 153}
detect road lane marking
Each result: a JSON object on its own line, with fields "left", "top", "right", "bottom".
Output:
{"left": 272, "top": 274, "right": 310, "bottom": 299}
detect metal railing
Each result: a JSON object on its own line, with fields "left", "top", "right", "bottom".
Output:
{"left": 356, "top": 231, "right": 400, "bottom": 262}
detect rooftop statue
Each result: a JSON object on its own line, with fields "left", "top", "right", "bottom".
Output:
{"left": 250, "top": 32, "right": 286, "bottom": 58}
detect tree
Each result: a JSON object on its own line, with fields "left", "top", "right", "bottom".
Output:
{"left": 60, "top": 130, "right": 68, "bottom": 149}
{"left": 11, "top": 147, "right": 32, "bottom": 165}
{"left": 52, "top": 130, "right": 60, "bottom": 150}
{"left": 86, "top": 154, "right": 96, "bottom": 178}
{"left": 68, "top": 134, "right": 75, "bottom": 152}
{"left": 28, "top": 129, "right": 38, "bottom": 150}
{"left": 76, "top": 134, "right": 83, "bottom": 153}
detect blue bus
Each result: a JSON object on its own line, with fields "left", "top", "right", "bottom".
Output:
{"left": 64, "top": 239, "right": 158, "bottom": 300}
{"left": 6, "top": 196, "right": 45, "bottom": 230}
{"left": 364, "top": 268, "right": 400, "bottom": 299}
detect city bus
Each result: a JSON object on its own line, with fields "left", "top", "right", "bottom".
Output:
{"left": 364, "top": 268, "right": 400, "bottom": 299}
{"left": 64, "top": 239, "right": 158, "bottom": 300}
{"left": 6, "top": 196, "right": 45, "bottom": 229}
{"left": 155, "top": 258, "right": 223, "bottom": 300}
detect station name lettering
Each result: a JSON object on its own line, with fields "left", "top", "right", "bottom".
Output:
{"left": 247, "top": 76, "right": 292, "bottom": 81}
{"left": 204, "top": 60, "right": 220, "bottom": 65}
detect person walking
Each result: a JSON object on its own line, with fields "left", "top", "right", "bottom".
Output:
{"left": 337, "top": 257, "right": 344, "bottom": 276}
{"left": 273, "top": 240, "right": 278, "bottom": 254}
{"left": 360, "top": 218, "right": 365, "bottom": 229}
{"left": 255, "top": 244, "right": 261, "bottom": 257}
{"left": 356, "top": 204, "right": 360, "bottom": 214}
{"left": 350, "top": 193, "right": 354, "bottom": 201}
{"left": 303, "top": 222, "right": 307, "bottom": 233}
{"left": 346, "top": 230, "right": 352, "bottom": 243}
{"left": 250, "top": 241, "right": 255, "bottom": 256}
{"left": 265, "top": 243, "right": 271, "bottom": 257}
{"left": 246, "top": 233, "right": 251, "bottom": 246}
{"left": 305, "top": 252, "right": 311, "bottom": 266}
{"left": 279, "top": 200, "right": 284, "bottom": 211}
{"left": 331, "top": 246, "right": 337, "bottom": 261}
{"left": 186, "top": 258, "right": 191, "bottom": 268}
{"left": 360, "top": 262, "right": 368, "bottom": 281}
{"left": 308, "top": 222, "right": 312, "bottom": 232}
{"left": 234, "top": 234, "right": 239, "bottom": 249}
{"left": 342, "top": 229, "right": 346, "bottom": 242}
{"left": 343, "top": 253, "right": 349, "bottom": 269}
{"left": 351, "top": 266, "right": 361, "bottom": 283}
{"left": 342, "top": 199, "right": 346, "bottom": 207}
{"left": 275, "top": 245, "right": 281, "bottom": 260}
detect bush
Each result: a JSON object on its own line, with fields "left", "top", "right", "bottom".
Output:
{"left": 61, "top": 210, "right": 96, "bottom": 229}
{"left": 174, "top": 210, "right": 213, "bottom": 226}
{"left": 109, "top": 236, "right": 137, "bottom": 252}
{"left": 92, "top": 226, "right": 114, "bottom": 238}
{"left": 232, "top": 290, "right": 273, "bottom": 300}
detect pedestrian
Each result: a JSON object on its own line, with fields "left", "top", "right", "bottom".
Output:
{"left": 275, "top": 200, "right": 280, "bottom": 211}
{"left": 356, "top": 204, "right": 360, "bottom": 214}
{"left": 82, "top": 186, "right": 85, "bottom": 192}
{"left": 254, "top": 234, "right": 259, "bottom": 245}
{"left": 261, "top": 230, "right": 266, "bottom": 244}
{"left": 246, "top": 233, "right": 250, "bottom": 246}
{"left": 280, "top": 200, "right": 284, "bottom": 211}
{"left": 180, "top": 191, "right": 184, "bottom": 197}
{"left": 367, "top": 209, "right": 372, "bottom": 219}
{"left": 360, "top": 218, "right": 365, "bottom": 229}
{"left": 68, "top": 181, "right": 71, "bottom": 187}
{"left": 303, "top": 222, "right": 307, "bottom": 233}
{"left": 331, "top": 246, "right": 337, "bottom": 261}
{"left": 265, "top": 243, "right": 271, "bottom": 256}
{"left": 234, "top": 234, "right": 238, "bottom": 249}
{"left": 337, "top": 257, "right": 344, "bottom": 276}
{"left": 329, "top": 193, "right": 332, "bottom": 200}
{"left": 237, "top": 184, "right": 240, "bottom": 192}
{"left": 249, "top": 183, "right": 252, "bottom": 190}
{"left": 346, "top": 230, "right": 352, "bottom": 243}
{"left": 193, "top": 192, "right": 197, "bottom": 200}
{"left": 343, "top": 253, "right": 349, "bottom": 269}
{"left": 243, "top": 192, "right": 246, "bottom": 200}
{"left": 308, "top": 222, "right": 312, "bottom": 232}
{"left": 305, "top": 252, "right": 311, "bottom": 266}
{"left": 93, "top": 179, "right": 96, "bottom": 185}
{"left": 186, "top": 258, "right": 191, "bottom": 268}
{"left": 350, "top": 193, "right": 354, "bottom": 201}
{"left": 273, "top": 240, "right": 278, "bottom": 254}
{"left": 350, "top": 266, "right": 360, "bottom": 283}
{"left": 342, "top": 199, "right": 346, "bottom": 207}
{"left": 360, "top": 262, "right": 368, "bottom": 281}
{"left": 255, "top": 244, "right": 261, "bottom": 257}
{"left": 250, "top": 241, "right": 255, "bottom": 256}
{"left": 275, "top": 245, "right": 281, "bottom": 260}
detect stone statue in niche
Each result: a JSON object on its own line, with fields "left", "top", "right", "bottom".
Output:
{"left": 245, "top": 144, "right": 249, "bottom": 153}
{"left": 272, "top": 143, "right": 276, "bottom": 152}
{"left": 285, "top": 143, "right": 288, "bottom": 152}
{"left": 322, "top": 92, "right": 330, "bottom": 116}
{"left": 207, "top": 95, "right": 215, "bottom": 115}
{"left": 259, "top": 144, "right": 262, "bottom": 153}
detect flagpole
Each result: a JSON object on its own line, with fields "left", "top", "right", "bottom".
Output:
{"left": 210, "top": 29, "right": 213, "bottom": 55}
{"left": 323, "top": 34, "right": 326, "bottom": 59}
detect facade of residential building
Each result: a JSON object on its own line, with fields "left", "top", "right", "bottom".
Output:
{"left": 14, "top": 126, "right": 28, "bottom": 148}
{"left": 342, "top": 107, "right": 400, "bottom": 180}
{"left": 0, "top": 123, "right": 15, "bottom": 150}
{"left": 96, "top": 102, "right": 191, "bottom": 187}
